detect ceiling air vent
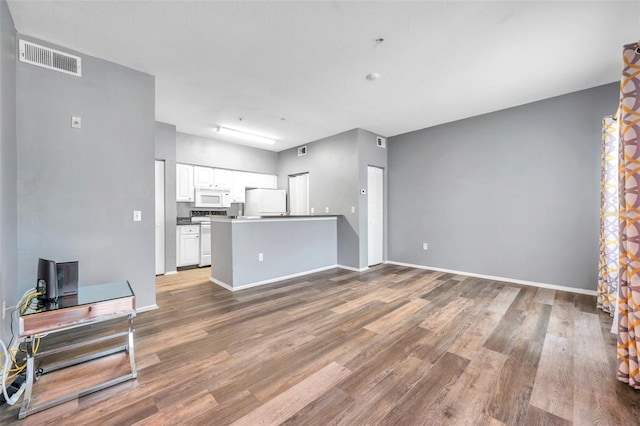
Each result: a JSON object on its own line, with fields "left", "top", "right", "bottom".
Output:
{"left": 376, "top": 136, "right": 386, "bottom": 148}
{"left": 298, "top": 146, "right": 307, "bottom": 156}
{"left": 19, "top": 40, "right": 82, "bottom": 77}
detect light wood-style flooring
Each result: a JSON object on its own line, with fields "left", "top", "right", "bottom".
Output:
{"left": 2, "top": 264, "right": 639, "bottom": 425}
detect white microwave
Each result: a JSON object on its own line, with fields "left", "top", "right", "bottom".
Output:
{"left": 195, "top": 188, "right": 231, "bottom": 208}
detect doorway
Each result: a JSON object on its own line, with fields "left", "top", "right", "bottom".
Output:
{"left": 288, "top": 173, "right": 309, "bottom": 216}
{"left": 367, "top": 166, "right": 384, "bottom": 266}
{"left": 155, "top": 160, "right": 165, "bottom": 275}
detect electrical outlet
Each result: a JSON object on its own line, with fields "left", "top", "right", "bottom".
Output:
{"left": 310, "top": 207, "right": 315, "bottom": 214}
{"left": 325, "top": 207, "right": 329, "bottom": 213}
{"left": 423, "top": 243, "right": 428, "bottom": 250}
{"left": 258, "top": 253, "right": 264, "bottom": 262}
{"left": 351, "top": 206, "right": 356, "bottom": 213}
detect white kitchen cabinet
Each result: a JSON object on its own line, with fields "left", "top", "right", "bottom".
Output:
{"left": 213, "top": 169, "right": 232, "bottom": 190}
{"left": 231, "top": 171, "right": 246, "bottom": 203}
{"left": 193, "top": 166, "right": 215, "bottom": 188}
{"left": 176, "top": 164, "right": 194, "bottom": 202}
{"left": 177, "top": 225, "right": 200, "bottom": 267}
{"left": 244, "top": 172, "right": 261, "bottom": 189}
{"left": 260, "top": 174, "right": 277, "bottom": 189}
{"left": 245, "top": 172, "right": 278, "bottom": 189}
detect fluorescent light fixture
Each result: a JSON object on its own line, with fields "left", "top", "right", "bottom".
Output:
{"left": 216, "top": 126, "right": 276, "bottom": 145}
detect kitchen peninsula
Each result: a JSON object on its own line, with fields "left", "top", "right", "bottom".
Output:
{"left": 209, "top": 216, "right": 337, "bottom": 290}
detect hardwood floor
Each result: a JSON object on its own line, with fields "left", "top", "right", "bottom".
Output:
{"left": 2, "top": 264, "right": 639, "bottom": 425}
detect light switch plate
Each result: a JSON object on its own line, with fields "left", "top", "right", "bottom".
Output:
{"left": 133, "top": 210, "right": 142, "bottom": 221}
{"left": 71, "top": 116, "right": 81, "bottom": 129}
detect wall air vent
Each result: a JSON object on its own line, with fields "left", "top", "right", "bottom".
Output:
{"left": 298, "top": 146, "right": 307, "bottom": 156}
{"left": 376, "top": 136, "right": 386, "bottom": 148}
{"left": 19, "top": 40, "right": 82, "bottom": 77}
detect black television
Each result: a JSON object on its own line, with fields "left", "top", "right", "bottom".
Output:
{"left": 37, "top": 258, "right": 58, "bottom": 301}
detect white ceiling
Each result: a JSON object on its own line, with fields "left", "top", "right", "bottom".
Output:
{"left": 7, "top": 1, "right": 640, "bottom": 152}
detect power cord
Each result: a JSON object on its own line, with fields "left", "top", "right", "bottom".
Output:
{"left": 1, "top": 288, "right": 44, "bottom": 405}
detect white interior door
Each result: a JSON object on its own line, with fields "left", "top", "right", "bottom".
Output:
{"left": 155, "top": 160, "right": 165, "bottom": 275}
{"left": 289, "top": 173, "right": 309, "bottom": 215}
{"left": 368, "top": 166, "right": 384, "bottom": 266}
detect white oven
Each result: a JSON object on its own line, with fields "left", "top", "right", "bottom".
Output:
{"left": 195, "top": 188, "right": 231, "bottom": 208}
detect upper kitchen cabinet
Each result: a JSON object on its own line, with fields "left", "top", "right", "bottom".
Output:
{"left": 245, "top": 172, "right": 277, "bottom": 190}
{"left": 231, "top": 171, "right": 246, "bottom": 203}
{"left": 193, "top": 166, "right": 215, "bottom": 188}
{"left": 213, "top": 169, "right": 232, "bottom": 190}
{"left": 176, "top": 164, "right": 194, "bottom": 202}
{"left": 260, "top": 174, "right": 277, "bottom": 189}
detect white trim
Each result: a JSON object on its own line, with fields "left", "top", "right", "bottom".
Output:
{"left": 386, "top": 261, "right": 597, "bottom": 296}
{"left": 210, "top": 277, "right": 234, "bottom": 291}
{"left": 210, "top": 265, "right": 341, "bottom": 291}
{"left": 136, "top": 304, "right": 159, "bottom": 313}
{"left": 164, "top": 270, "right": 178, "bottom": 275}
{"left": 337, "top": 264, "right": 369, "bottom": 272}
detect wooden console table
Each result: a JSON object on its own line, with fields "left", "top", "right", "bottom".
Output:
{"left": 17, "top": 281, "right": 137, "bottom": 419}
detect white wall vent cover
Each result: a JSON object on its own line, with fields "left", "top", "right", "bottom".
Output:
{"left": 19, "top": 40, "right": 82, "bottom": 77}
{"left": 298, "top": 146, "right": 308, "bottom": 156}
{"left": 376, "top": 136, "right": 386, "bottom": 148}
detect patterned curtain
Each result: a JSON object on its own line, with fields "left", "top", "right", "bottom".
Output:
{"left": 597, "top": 116, "right": 619, "bottom": 317}
{"left": 617, "top": 42, "right": 640, "bottom": 389}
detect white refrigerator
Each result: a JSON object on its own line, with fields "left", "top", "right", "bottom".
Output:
{"left": 244, "top": 189, "right": 287, "bottom": 216}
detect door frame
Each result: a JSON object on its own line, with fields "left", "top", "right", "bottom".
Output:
{"left": 155, "top": 160, "right": 165, "bottom": 275}
{"left": 367, "top": 166, "right": 384, "bottom": 266}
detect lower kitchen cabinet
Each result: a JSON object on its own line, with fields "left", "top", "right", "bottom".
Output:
{"left": 177, "top": 225, "right": 200, "bottom": 267}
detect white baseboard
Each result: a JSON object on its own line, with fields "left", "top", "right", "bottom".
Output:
{"left": 386, "top": 261, "right": 597, "bottom": 296}
{"left": 164, "top": 271, "right": 178, "bottom": 275}
{"left": 337, "top": 264, "right": 369, "bottom": 272}
{"left": 136, "top": 304, "right": 159, "bottom": 313}
{"left": 210, "top": 277, "right": 233, "bottom": 291}
{"left": 210, "top": 265, "right": 342, "bottom": 292}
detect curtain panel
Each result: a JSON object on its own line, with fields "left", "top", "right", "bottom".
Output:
{"left": 617, "top": 42, "right": 640, "bottom": 389}
{"left": 598, "top": 116, "right": 619, "bottom": 316}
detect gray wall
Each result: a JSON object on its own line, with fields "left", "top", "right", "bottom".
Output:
{"left": 388, "top": 83, "right": 620, "bottom": 291}
{"left": 277, "top": 129, "right": 360, "bottom": 268}
{"left": 16, "top": 35, "right": 157, "bottom": 308}
{"left": 155, "top": 122, "right": 177, "bottom": 273}
{"left": 357, "top": 129, "right": 388, "bottom": 269}
{"left": 0, "top": 0, "right": 17, "bottom": 340}
{"left": 215, "top": 218, "right": 337, "bottom": 288}
{"left": 176, "top": 132, "right": 278, "bottom": 173}
{"left": 210, "top": 221, "right": 233, "bottom": 285}
{"left": 232, "top": 219, "right": 337, "bottom": 287}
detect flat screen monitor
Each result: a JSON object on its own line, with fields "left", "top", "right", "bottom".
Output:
{"left": 57, "top": 261, "right": 79, "bottom": 297}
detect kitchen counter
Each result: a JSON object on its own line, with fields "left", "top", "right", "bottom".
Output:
{"left": 208, "top": 215, "right": 338, "bottom": 223}
{"left": 210, "top": 216, "right": 338, "bottom": 290}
